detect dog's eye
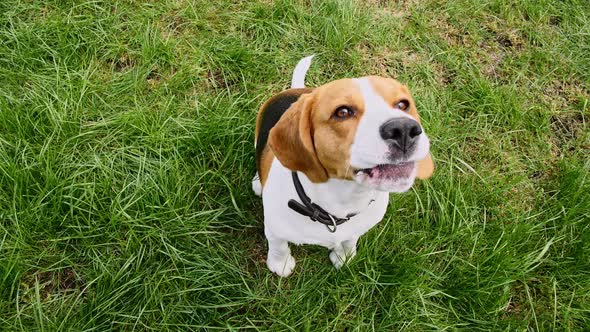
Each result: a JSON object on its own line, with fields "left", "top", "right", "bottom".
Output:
{"left": 394, "top": 99, "right": 410, "bottom": 111}
{"left": 333, "top": 106, "right": 355, "bottom": 119}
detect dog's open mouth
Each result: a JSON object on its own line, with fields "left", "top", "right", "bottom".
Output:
{"left": 355, "top": 162, "right": 415, "bottom": 179}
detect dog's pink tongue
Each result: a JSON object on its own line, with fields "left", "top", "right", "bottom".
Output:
{"left": 370, "top": 167, "right": 381, "bottom": 178}
{"left": 371, "top": 163, "right": 413, "bottom": 179}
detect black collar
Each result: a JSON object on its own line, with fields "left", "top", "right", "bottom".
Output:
{"left": 287, "top": 172, "right": 358, "bottom": 233}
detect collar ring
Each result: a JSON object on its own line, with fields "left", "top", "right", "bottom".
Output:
{"left": 325, "top": 215, "right": 337, "bottom": 233}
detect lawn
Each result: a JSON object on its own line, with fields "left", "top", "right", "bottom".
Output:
{"left": 1, "top": 0, "right": 589, "bottom": 330}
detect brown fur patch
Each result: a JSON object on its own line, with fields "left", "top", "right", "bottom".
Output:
{"left": 258, "top": 146, "right": 274, "bottom": 186}
{"left": 416, "top": 153, "right": 434, "bottom": 179}
{"left": 310, "top": 79, "right": 366, "bottom": 179}
{"left": 256, "top": 88, "right": 314, "bottom": 186}
{"left": 268, "top": 93, "right": 329, "bottom": 183}
{"left": 267, "top": 79, "right": 368, "bottom": 182}
{"left": 367, "top": 76, "right": 420, "bottom": 122}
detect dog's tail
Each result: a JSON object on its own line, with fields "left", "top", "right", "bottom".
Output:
{"left": 291, "top": 55, "right": 314, "bottom": 88}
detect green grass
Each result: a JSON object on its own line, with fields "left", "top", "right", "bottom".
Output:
{"left": 1, "top": 0, "right": 589, "bottom": 330}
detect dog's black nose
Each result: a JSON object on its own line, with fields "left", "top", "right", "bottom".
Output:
{"left": 380, "top": 118, "right": 422, "bottom": 153}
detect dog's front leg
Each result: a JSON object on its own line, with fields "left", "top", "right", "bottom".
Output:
{"left": 329, "top": 238, "right": 358, "bottom": 269}
{"left": 266, "top": 236, "right": 296, "bottom": 277}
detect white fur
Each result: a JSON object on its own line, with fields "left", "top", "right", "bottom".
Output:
{"left": 263, "top": 159, "right": 389, "bottom": 276}
{"left": 291, "top": 55, "right": 314, "bottom": 88}
{"left": 256, "top": 57, "right": 430, "bottom": 277}
{"left": 252, "top": 173, "right": 262, "bottom": 197}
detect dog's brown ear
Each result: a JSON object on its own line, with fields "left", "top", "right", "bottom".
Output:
{"left": 268, "top": 93, "right": 328, "bottom": 183}
{"left": 416, "top": 153, "right": 434, "bottom": 179}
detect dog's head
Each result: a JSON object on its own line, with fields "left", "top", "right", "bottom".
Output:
{"left": 268, "top": 76, "right": 433, "bottom": 192}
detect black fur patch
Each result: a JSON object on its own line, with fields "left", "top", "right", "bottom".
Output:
{"left": 256, "top": 89, "right": 311, "bottom": 173}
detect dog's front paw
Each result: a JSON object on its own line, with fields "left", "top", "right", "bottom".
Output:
{"left": 329, "top": 247, "right": 356, "bottom": 270}
{"left": 267, "top": 254, "right": 296, "bottom": 277}
{"left": 329, "top": 251, "right": 346, "bottom": 269}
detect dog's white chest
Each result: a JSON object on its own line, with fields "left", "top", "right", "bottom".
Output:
{"left": 263, "top": 159, "right": 389, "bottom": 249}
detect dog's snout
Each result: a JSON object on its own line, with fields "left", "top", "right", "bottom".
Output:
{"left": 380, "top": 118, "right": 422, "bottom": 153}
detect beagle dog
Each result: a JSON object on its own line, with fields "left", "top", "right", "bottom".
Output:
{"left": 253, "top": 56, "right": 434, "bottom": 277}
